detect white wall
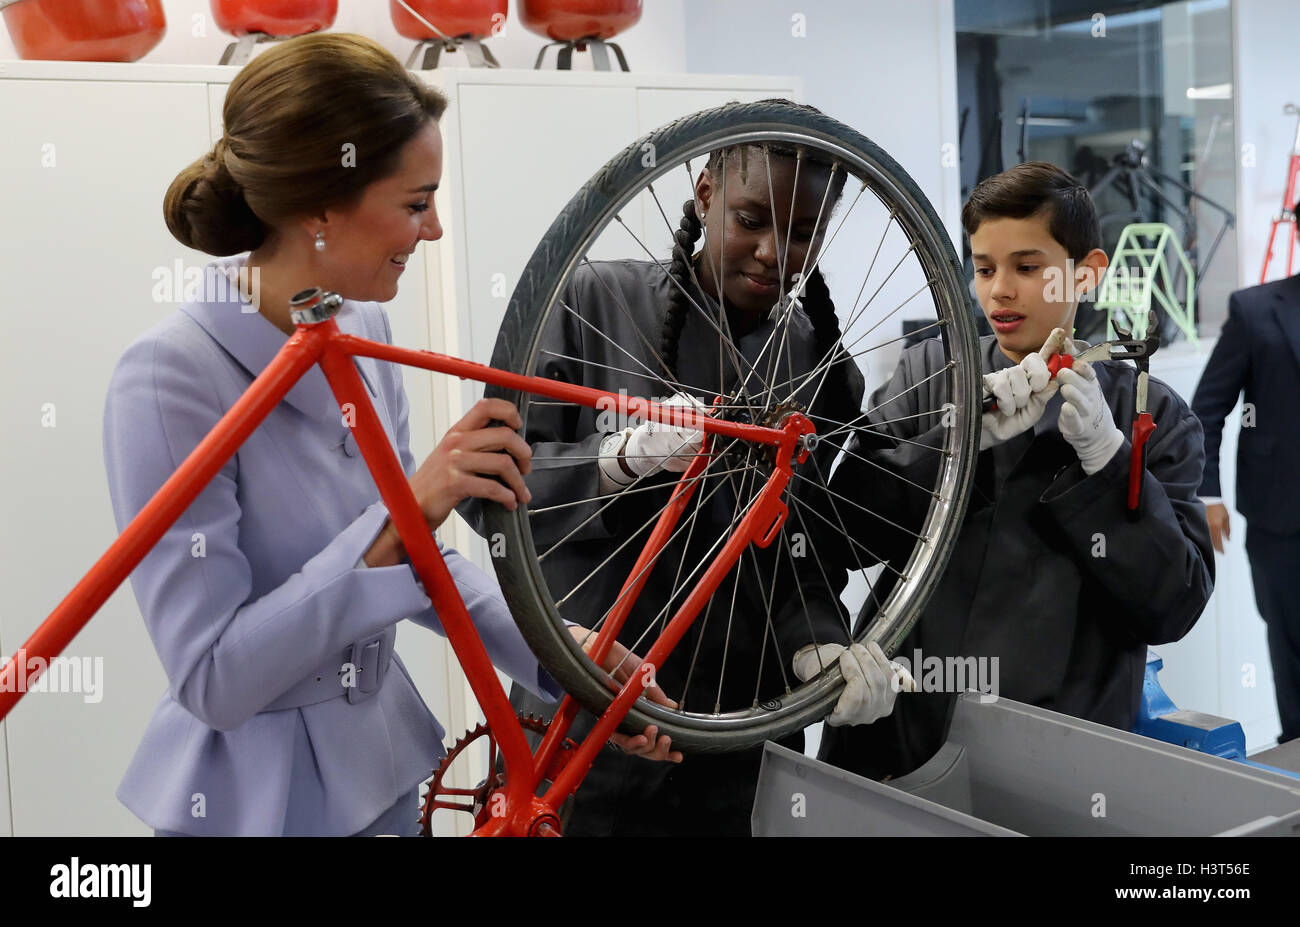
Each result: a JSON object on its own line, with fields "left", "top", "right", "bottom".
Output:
{"left": 684, "top": 0, "right": 962, "bottom": 250}
{"left": 0, "top": 0, "right": 688, "bottom": 71}
{"left": 1235, "top": 0, "right": 1300, "bottom": 287}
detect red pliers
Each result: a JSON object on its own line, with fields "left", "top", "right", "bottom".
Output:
{"left": 1113, "top": 313, "right": 1162, "bottom": 520}
{"left": 980, "top": 337, "right": 1151, "bottom": 413}
{"left": 981, "top": 327, "right": 1160, "bottom": 518}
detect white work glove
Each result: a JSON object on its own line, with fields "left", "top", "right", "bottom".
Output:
{"left": 980, "top": 328, "right": 1068, "bottom": 448}
{"left": 1056, "top": 358, "right": 1124, "bottom": 475}
{"left": 598, "top": 392, "right": 707, "bottom": 491}
{"left": 793, "top": 641, "right": 916, "bottom": 727}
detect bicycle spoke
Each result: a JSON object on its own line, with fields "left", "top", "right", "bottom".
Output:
{"left": 538, "top": 437, "right": 739, "bottom": 565}
{"left": 774, "top": 492, "right": 856, "bottom": 644}
{"left": 677, "top": 440, "right": 761, "bottom": 709}
{"left": 815, "top": 362, "right": 955, "bottom": 443}
{"left": 786, "top": 493, "right": 905, "bottom": 580}
{"left": 764, "top": 280, "right": 935, "bottom": 399}
{"left": 684, "top": 156, "right": 788, "bottom": 425}
{"left": 803, "top": 414, "right": 948, "bottom": 454}
{"left": 552, "top": 439, "right": 743, "bottom": 610}
{"left": 677, "top": 594, "right": 718, "bottom": 713}
{"left": 710, "top": 452, "right": 765, "bottom": 712}
{"left": 579, "top": 255, "right": 686, "bottom": 391}
{"left": 538, "top": 347, "right": 711, "bottom": 392}
{"left": 556, "top": 295, "right": 694, "bottom": 399}
{"left": 764, "top": 528, "right": 813, "bottom": 699}
{"left": 735, "top": 176, "right": 866, "bottom": 402}
{"left": 837, "top": 282, "right": 937, "bottom": 357}
{"left": 790, "top": 470, "right": 926, "bottom": 540}
{"left": 755, "top": 145, "right": 807, "bottom": 410}
{"left": 654, "top": 448, "right": 717, "bottom": 644}
{"left": 611, "top": 203, "right": 771, "bottom": 398}
{"left": 526, "top": 464, "right": 751, "bottom": 515}
{"left": 803, "top": 245, "right": 920, "bottom": 413}
{"left": 804, "top": 451, "right": 899, "bottom": 631}
{"left": 711, "top": 529, "right": 749, "bottom": 714}
{"left": 784, "top": 491, "right": 892, "bottom": 649}
{"left": 605, "top": 484, "right": 765, "bottom": 681}
{"left": 823, "top": 437, "right": 943, "bottom": 497}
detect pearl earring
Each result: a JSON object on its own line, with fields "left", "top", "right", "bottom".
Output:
{"left": 314, "top": 231, "right": 325, "bottom": 252}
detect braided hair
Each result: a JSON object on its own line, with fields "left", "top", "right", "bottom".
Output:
{"left": 660, "top": 198, "right": 704, "bottom": 379}
{"left": 658, "top": 100, "right": 861, "bottom": 430}
{"left": 799, "top": 265, "right": 863, "bottom": 431}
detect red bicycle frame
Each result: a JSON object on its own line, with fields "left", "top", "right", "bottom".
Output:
{"left": 0, "top": 288, "right": 814, "bottom": 837}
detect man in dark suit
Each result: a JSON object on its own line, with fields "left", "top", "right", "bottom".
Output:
{"left": 1192, "top": 263, "right": 1300, "bottom": 745}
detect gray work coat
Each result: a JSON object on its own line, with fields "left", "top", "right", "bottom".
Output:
{"left": 819, "top": 334, "right": 1215, "bottom": 779}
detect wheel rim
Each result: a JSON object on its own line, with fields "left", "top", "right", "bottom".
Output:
{"left": 486, "top": 102, "right": 980, "bottom": 749}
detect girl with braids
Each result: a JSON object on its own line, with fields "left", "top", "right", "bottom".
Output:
{"left": 502, "top": 99, "right": 915, "bottom": 837}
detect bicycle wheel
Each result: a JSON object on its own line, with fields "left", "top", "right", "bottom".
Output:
{"left": 483, "top": 100, "right": 980, "bottom": 753}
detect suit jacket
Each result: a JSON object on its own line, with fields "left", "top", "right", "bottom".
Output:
{"left": 820, "top": 335, "right": 1215, "bottom": 779}
{"left": 1191, "top": 273, "right": 1300, "bottom": 534}
{"left": 103, "top": 255, "right": 557, "bottom": 836}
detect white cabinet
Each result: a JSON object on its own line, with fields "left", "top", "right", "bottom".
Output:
{"left": 0, "top": 61, "right": 796, "bottom": 835}
{"left": 0, "top": 76, "right": 212, "bottom": 836}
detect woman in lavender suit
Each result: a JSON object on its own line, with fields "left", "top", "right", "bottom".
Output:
{"left": 104, "top": 33, "right": 677, "bottom": 837}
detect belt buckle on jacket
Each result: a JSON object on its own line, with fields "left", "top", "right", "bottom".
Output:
{"left": 345, "top": 633, "right": 391, "bottom": 706}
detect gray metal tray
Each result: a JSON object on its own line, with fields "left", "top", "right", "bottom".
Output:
{"left": 752, "top": 694, "right": 1300, "bottom": 836}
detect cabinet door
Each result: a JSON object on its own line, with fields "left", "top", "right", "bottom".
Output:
{"left": 0, "top": 78, "right": 213, "bottom": 835}
{"left": 450, "top": 84, "right": 642, "bottom": 376}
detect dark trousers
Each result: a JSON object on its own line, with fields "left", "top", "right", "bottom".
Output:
{"left": 1245, "top": 525, "right": 1300, "bottom": 744}
{"left": 512, "top": 680, "right": 801, "bottom": 836}
{"left": 560, "top": 735, "right": 801, "bottom": 837}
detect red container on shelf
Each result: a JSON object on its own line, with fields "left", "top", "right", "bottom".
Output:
{"left": 1, "top": 0, "right": 166, "bottom": 62}
{"left": 391, "top": 0, "right": 506, "bottom": 40}
{"left": 210, "top": 0, "right": 337, "bottom": 38}
{"left": 519, "top": 0, "right": 640, "bottom": 41}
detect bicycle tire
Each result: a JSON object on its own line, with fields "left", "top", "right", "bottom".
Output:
{"left": 485, "top": 101, "right": 980, "bottom": 753}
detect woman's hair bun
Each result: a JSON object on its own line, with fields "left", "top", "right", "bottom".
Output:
{"left": 161, "top": 34, "right": 448, "bottom": 258}
{"left": 163, "top": 141, "right": 265, "bottom": 256}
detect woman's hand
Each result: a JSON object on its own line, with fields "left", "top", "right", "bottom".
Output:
{"left": 363, "top": 399, "right": 533, "bottom": 567}
{"left": 568, "top": 625, "right": 684, "bottom": 763}
{"left": 412, "top": 397, "right": 534, "bottom": 530}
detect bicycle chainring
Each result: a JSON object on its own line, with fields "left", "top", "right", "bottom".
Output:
{"left": 417, "top": 713, "right": 577, "bottom": 836}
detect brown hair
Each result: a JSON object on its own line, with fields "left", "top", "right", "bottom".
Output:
{"left": 961, "top": 161, "right": 1102, "bottom": 260}
{"left": 164, "top": 33, "right": 448, "bottom": 256}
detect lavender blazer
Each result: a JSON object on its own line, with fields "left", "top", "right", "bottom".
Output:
{"left": 104, "top": 255, "right": 556, "bottom": 836}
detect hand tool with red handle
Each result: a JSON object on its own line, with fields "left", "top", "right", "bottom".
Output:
{"left": 980, "top": 337, "right": 1151, "bottom": 413}
{"left": 1113, "top": 312, "right": 1162, "bottom": 520}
